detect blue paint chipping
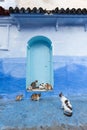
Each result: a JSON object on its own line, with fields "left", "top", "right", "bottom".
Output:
{"left": 0, "top": 56, "right": 87, "bottom": 128}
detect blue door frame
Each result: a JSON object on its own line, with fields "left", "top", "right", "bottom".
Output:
{"left": 26, "top": 36, "right": 53, "bottom": 90}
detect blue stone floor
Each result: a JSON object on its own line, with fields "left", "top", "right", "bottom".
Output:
{"left": 0, "top": 96, "right": 87, "bottom": 129}
{"left": 0, "top": 57, "right": 87, "bottom": 129}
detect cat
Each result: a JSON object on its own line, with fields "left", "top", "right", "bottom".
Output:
{"left": 30, "top": 80, "right": 38, "bottom": 89}
{"left": 15, "top": 94, "right": 23, "bottom": 101}
{"left": 39, "top": 83, "right": 45, "bottom": 90}
{"left": 59, "top": 92, "right": 73, "bottom": 116}
{"left": 45, "top": 83, "right": 52, "bottom": 90}
{"left": 27, "top": 80, "right": 38, "bottom": 90}
{"left": 31, "top": 93, "right": 41, "bottom": 101}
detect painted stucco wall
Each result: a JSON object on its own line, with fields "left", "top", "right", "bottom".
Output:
{"left": 1, "top": 0, "right": 87, "bottom": 9}
{"left": 0, "top": 25, "right": 87, "bottom": 97}
{"left": 17, "top": 0, "right": 87, "bottom": 9}
{"left": 0, "top": 0, "right": 16, "bottom": 9}
{"left": 0, "top": 25, "right": 87, "bottom": 58}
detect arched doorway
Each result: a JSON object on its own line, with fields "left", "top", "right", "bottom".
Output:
{"left": 26, "top": 36, "right": 53, "bottom": 91}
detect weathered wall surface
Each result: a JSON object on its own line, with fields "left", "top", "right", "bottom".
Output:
{"left": 17, "top": 0, "right": 87, "bottom": 9}
{"left": 0, "top": 25, "right": 87, "bottom": 97}
{"left": 0, "top": 25, "right": 87, "bottom": 57}
{"left": 1, "top": 0, "right": 87, "bottom": 9}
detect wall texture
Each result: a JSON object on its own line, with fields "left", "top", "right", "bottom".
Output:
{"left": 1, "top": 0, "right": 87, "bottom": 9}
{"left": 0, "top": 25, "right": 87, "bottom": 98}
{"left": 0, "top": 25, "right": 87, "bottom": 58}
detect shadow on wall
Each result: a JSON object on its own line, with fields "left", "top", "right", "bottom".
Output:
{"left": 0, "top": 60, "right": 26, "bottom": 98}
{"left": 0, "top": 58, "right": 87, "bottom": 98}
{"left": 54, "top": 64, "right": 87, "bottom": 95}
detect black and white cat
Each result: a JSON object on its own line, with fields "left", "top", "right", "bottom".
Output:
{"left": 59, "top": 92, "right": 73, "bottom": 116}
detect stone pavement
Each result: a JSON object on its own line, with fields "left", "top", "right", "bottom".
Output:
{"left": 0, "top": 96, "right": 87, "bottom": 130}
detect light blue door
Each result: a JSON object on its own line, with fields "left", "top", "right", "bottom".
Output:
{"left": 26, "top": 36, "right": 53, "bottom": 90}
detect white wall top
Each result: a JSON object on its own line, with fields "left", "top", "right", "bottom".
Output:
{"left": 0, "top": 0, "right": 17, "bottom": 9}
{"left": 1, "top": 0, "right": 87, "bottom": 10}
{"left": 17, "top": 0, "right": 87, "bottom": 10}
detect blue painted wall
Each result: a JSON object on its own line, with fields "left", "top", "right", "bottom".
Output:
{"left": 0, "top": 56, "right": 87, "bottom": 99}
{"left": 0, "top": 21, "right": 87, "bottom": 98}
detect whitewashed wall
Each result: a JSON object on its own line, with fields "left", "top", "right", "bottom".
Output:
{"left": 0, "top": 0, "right": 87, "bottom": 9}
{"left": 0, "top": 25, "right": 87, "bottom": 58}
{"left": 17, "top": 0, "right": 87, "bottom": 9}
{"left": 0, "top": 0, "right": 17, "bottom": 9}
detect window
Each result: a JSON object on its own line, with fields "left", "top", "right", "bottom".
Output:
{"left": 0, "top": 0, "right": 5, "bottom": 1}
{"left": 0, "top": 24, "right": 10, "bottom": 51}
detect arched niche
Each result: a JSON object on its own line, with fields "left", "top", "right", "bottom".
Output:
{"left": 26, "top": 35, "right": 53, "bottom": 91}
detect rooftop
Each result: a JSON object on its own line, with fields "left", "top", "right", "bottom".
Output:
{"left": 1, "top": 6, "right": 87, "bottom": 16}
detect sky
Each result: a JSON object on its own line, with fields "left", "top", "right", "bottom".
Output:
{"left": 0, "top": 0, "right": 87, "bottom": 9}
